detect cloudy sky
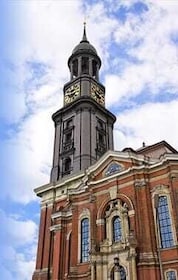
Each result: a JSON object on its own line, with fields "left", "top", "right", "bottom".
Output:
{"left": 1, "top": 0, "right": 178, "bottom": 279}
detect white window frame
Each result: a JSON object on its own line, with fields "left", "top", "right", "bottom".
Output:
{"left": 151, "top": 185, "right": 177, "bottom": 249}
{"left": 78, "top": 208, "right": 90, "bottom": 263}
{"left": 165, "top": 269, "right": 177, "bottom": 280}
{"left": 105, "top": 199, "right": 129, "bottom": 244}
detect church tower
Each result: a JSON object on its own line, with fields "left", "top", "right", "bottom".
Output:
{"left": 50, "top": 24, "right": 116, "bottom": 182}
{"left": 33, "top": 25, "right": 178, "bottom": 280}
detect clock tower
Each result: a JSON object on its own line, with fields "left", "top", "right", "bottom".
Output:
{"left": 50, "top": 25, "right": 116, "bottom": 182}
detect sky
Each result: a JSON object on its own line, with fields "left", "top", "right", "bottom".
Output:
{"left": 0, "top": 0, "right": 178, "bottom": 279}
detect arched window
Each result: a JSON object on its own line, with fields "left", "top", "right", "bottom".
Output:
{"left": 113, "top": 216, "right": 122, "bottom": 242}
{"left": 82, "top": 57, "right": 89, "bottom": 74}
{"left": 72, "top": 59, "right": 78, "bottom": 78}
{"left": 92, "top": 60, "right": 97, "bottom": 78}
{"left": 166, "top": 270, "right": 176, "bottom": 280}
{"left": 66, "top": 119, "right": 73, "bottom": 129}
{"left": 104, "top": 199, "right": 130, "bottom": 245}
{"left": 81, "top": 218, "right": 89, "bottom": 262}
{"left": 157, "top": 196, "right": 174, "bottom": 248}
{"left": 63, "top": 157, "right": 71, "bottom": 175}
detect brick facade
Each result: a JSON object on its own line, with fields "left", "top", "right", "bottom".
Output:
{"left": 33, "top": 143, "right": 178, "bottom": 279}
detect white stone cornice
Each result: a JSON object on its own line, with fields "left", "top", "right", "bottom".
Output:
{"left": 54, "top": 171, "right": 85, "bottom": 188}
{"left": 34, "top": 183, "right": 54, "bottom": 197}
{"left": 51, "top": 210, "right": 72, "bottom": 220}
{"left": 34, "top": 152, "right": 178, "bottom": 198}
{"left": 160, "top": 153, "right": 178, "bottom": 161}
{"left": 50, "top": 224, "right": 62, "bottom": 232}
{"left": 139, "top": 252, "right": 158, "bottom": 260}
{"left": 134, "top": 179, "right": 147, "bottom": 188}
{"left": 41, "top": 200, "right": 54, "bottom": 208}
{"left": 34, "top": 171, "right": 85, "bottom": 197}
{"left": 85, "top": 150, "right": 155, "bottom": 176}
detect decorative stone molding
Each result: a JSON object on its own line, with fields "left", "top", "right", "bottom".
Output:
{"left": 96, "top": 218, "right": 105, "bottom": 225}
{"left": 89, "top": 193, "right": 96, "bottom": 203}
{"left": 109, "top": 186, "right": 117, "bottom": 200}
{"left": 150, "top": 184, "right": 170, "bottom": 195}
{"left": 51, "top": 209, "right": 72, "bottom": 220}
{"left": 105, "top": 162, "right": 124, "bottom": 177}
{"left": 68, "top": 182, "right": 88, "bottom": 195}
{"left": 134, "top": 179, "right": 147, "bottom": 188}
{"left": 50, "top": 224, "right": 62, "bottom": 232}
{"left": 127, "top": 230, "right": 137, "bottom": 248}
{"left": 79, "top": 208, "right": 90, "bottom": 219}
{"left": 139, "top": 252, "right": 158, "bottom": 261}
{"left": 41, "top": 200, "right": 54, "bottom": 209}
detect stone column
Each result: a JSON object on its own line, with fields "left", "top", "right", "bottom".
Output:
{"left": 78, "top": 57, "right": 82, "bottom": 76}
{"left": 96, "top": 261, "right": 103, "bottom": 280}
{"left": 89, "top": 58, "right": 93, "bottom": 76}
{"left": 102, "top": 261, "right": 108, "bottom": 280}
{"left": 70, "top": 62, "right": 73, "bottom": 80}
{"left": 131, "top": 255, "right": 137, "bottom": 280}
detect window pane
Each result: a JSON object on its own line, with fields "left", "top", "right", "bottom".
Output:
{"left": 157, "top": 196, "right": 174, "bottom": 248}
{"left": 81, "top": 218, "right": 89, "bottom": 262}
{"left": 166, "top": 270, "right": 176, "bottom": 280}
{"left": 113, "top": 216, "right": 122, "bottom": 242}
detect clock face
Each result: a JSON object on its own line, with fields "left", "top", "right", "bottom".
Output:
{"left": 64, "top": 83, "right": 80, "bottom": 104}
{"left": 91, "top": 83, "right": 105, "bottom": 105}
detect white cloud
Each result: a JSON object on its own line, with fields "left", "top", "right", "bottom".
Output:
{"left": 104, "top": 0, "right": 178, "bottom": 107}
{"left": 1, "top": 0, "right": 178, "bottom": 205}
{"left": 1, "top": 107, "right": 54, "bottom": 203}
{"left": 0, "top": 209, "right": 37, "bottom": 280}
{"left": 1, "top": 1, "right": 87, "bottom": 203}
{"left": 114, "top": 99, "right": 178, "bottom": 151}
{"left": 1, "top": 246, "right": 36, "bottom": 280}
{"left": 1, "top": 0, "right": 119, "bottom": 204}
{"left": 1, "top": 1, "right": 178, "bottom": 279}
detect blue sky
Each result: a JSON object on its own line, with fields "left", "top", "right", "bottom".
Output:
{"left": 1, "top": 0, "right": 178, "bottom": 279}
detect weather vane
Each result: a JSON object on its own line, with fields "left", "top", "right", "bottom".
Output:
{"left": 84, "top": 16, "right": 86, "bottom": 27}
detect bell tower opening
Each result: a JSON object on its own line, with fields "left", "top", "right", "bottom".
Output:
{"left": 62, "top": 157, "right": 72, "bottom": 176}
{"left": 72, "top": 59, "right": 78, "bottom": 79}
{"left": 92, "top": 59, "right": 97, "bottom": 78}
{"left": 81, "top": 57, "right": 89, "bottom": 74}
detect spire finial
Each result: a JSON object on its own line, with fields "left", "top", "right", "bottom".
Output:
{"left": 81, "top": 19, "right": 88, "bottom": 42}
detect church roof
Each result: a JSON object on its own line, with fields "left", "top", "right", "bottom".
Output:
{"left": 72, "top": 24, "right": 98, "bottom": 56}
{"left": 136, "top": 140, "right": 177, "bottom": 155}
{"left": 123, "top": 140, "right": 177, "bottom": 159}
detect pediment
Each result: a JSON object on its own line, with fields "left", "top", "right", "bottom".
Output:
{"left": 86, "top": 150, "right": 136, "bottom": 181}
{"left": 136, "top": 140, "right": 177, "bottom": 159}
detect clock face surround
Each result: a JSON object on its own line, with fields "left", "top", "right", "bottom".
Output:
{"left": 91, "top": 83, "right": 105, "bottom": 105}
{"left": 64, "top": 82, "right": 80, "bottom": 104}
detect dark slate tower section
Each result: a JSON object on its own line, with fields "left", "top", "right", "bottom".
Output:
{"left": 50, "top": 25, "right": 116, "bottom": 182}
